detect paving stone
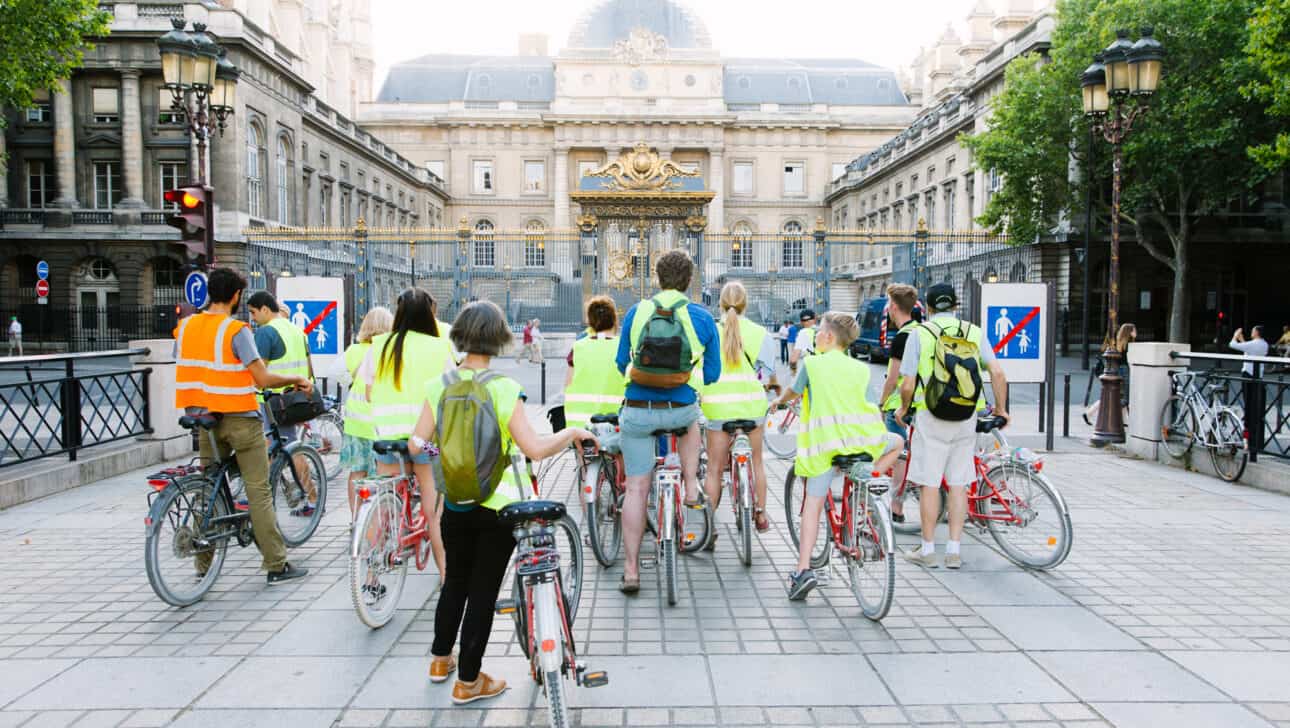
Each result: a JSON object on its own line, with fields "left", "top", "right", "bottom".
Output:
{"left": 871, "top": 653, "right": 1071, "bottom": 704}
{"left": 168, "top": 710, "right": 343, "bottom": 728}
{"left": 1166, "top": 652, "right": 1290, "bottom": 701}
{"left": 196, "top": 656, "right": 379, "bottom": 708}
{"left": 12, "top": 658, "right": 236, "bottom": 711}
{"left": 710, "top": 654, "right": 892, "bottom": 706}
{"left": 975, "top": 606, "right": 1141, "bottom": 651}
{"left": 1091, "top": 703, "right": 1274, "bottom": 728}
{"left": 1033, "top": 651, "right": 1227, "bottom": 703}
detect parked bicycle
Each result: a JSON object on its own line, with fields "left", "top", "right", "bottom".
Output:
{"left": 645, "top": 426, "right": 712, "bottom": 606}
{"left": 302, "top": 394, "right": 345, "bottom": 483}
{"left": 712, "top": 418, "right": 761, "bottom": 566}
{"left": 582, "top": 414, "right": 626, "bottom": 568}
{"left": 1160, "top": 370, "right": 1248, "bottom": 482}
{"left": 889, "top": 415, "right": 1073, "bottom": 570}
{"left": 785, "top": 452, "right": 896, "bottom": 621}
{"left": 144, "top": 401, "right": 327, "bottom": 607}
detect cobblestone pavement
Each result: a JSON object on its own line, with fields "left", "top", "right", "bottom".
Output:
{"left": 1, "top": 422, "right": 1288, "bottom": 728}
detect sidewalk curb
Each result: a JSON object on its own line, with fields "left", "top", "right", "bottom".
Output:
{"left": 0, "top": 435, "right": 191, "bottom": 510}
{"left": 1100, "top": 442, "right": 1290, "bottom": 497}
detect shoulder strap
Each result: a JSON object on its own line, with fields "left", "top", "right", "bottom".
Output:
{"left": 474, "top": 369, "right": 502, "bottom": 387}
{"left": 441, "top": 370, "right": 461, "bottom": 387}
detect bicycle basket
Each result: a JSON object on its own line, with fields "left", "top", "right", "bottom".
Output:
{"left": 267, "top": 388, "right": 327, "bottom": 427}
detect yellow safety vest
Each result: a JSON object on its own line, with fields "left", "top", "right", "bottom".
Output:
{"left": 368, "top": 331, "right": 453, "bottom": 440}
{"left": 626, "top": 289, "right": 703, "bottom": 392}
{"left": 343, "top": 342, "right": 373, "bottom": 438}
{"left": 700, "top": 316, "right": 769, "bottom": 422}
{"left": 264, "top": 317, "right": 310, "bottom": 394}
{"left": 913, "top": 316, "right": 987, "bottom": 412}
{"left": 883, "top": 320, "right": 924, "bottom": 411}
{"left": 565, "top": 335, "right": 624, "bottom": 429}
{"left": 793, "top": 350, "right": 888, "bottom": 478}
{"left": 426, "top": 369, "right": 526, "bottom": 511}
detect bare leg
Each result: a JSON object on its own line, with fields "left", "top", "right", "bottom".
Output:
{"left": 796, "top": 494, "right": 826, "bottom": 572}
{"left": 918, "top": 483, "right": 940, "bottom": 544}
{"left": 890, "top": 456, "right": 908, "bottom": 517}
{"left": 703, "top": 428, "right": 730, "bottom": 511}
{"left": 678, "top": 421, "right": 702, "bottom": 503}
{"left": 347, "top": 469, "right": 367, "bottom": 517}
{"left": 413, "top": 461, "right": 447, "bottom": 580}
{"left": 750, "top": 427, "right": 768, "bottom": 514}
{"left": 621, "top": 473, "right": 651, "bottom": 582}
{"left": 946, "top": 485, "right": 968, "bottom": 543}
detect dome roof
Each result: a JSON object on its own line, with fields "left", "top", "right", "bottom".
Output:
{"left": 566, "top": 0, "right": 712, "bottom": 50}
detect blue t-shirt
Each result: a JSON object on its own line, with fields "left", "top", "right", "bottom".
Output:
{"left": 253, "top": 324, "right": 286, "bottom": 363}
{"left": 787, "top": 325, "right": 800, "bottom": 347}
{"left": 615, "top": 299, "right": 721, "bottom": 404}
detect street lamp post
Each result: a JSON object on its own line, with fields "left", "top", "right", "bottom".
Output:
{"left": 158, "top": 18, "right": 238, "bottom": 186}
{"left": 1082, "top": 28, "right": 1164, "bottom": 445}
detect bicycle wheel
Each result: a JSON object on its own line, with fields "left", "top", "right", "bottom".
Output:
{"left": 982, "top": 463, "right": 1073, "bottom": 570}
{"left": 847, "top": 486, "right": 895, "bottom": 621}
{"left": 144, "top": 475, "right": 230, "bottom": 607}
{"left": 552, "top": 516, "right": 584, "bottom": 622}
{"left": 678, "top": 494, "right": 712, "bottom": 555}
{"left": 272, "top": 443, "right": 327, "bottom": 546}
{"left": 735, "top": 462, "right": 754, "bottom": 567}
{"left": 764, "top": 404, "right": 799, "bottom": 459}
{"left": 543, "top": 669, "right": 570, "bottom": 728}
{"left": 510, "top": 574, "right": 531, "bottom": 659}
{"left": 1209, "top": 408, "right": 1248, "bottom": 483}
{"left": 349, "top": 489, "right": 407, "bottom": 629}
{"left": 1159, "top": 395, "right": 1196, "bottom": 458}
{"left": 784, "top": 467, "right": 831, "bottom": 569}
{"left": 662, "top": 537, "right": 678, "bottom": 606}
{"left": 311, "top": 412, "right": 345, "bottom": 484}
{"left": 586, "top": 458, "right": 622, "bottom": 568}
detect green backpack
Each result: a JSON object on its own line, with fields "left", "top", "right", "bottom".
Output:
{"left": 919, "top": 320, "right": 984, "bottom": 422}
{"left": 630, "top": 295, "right": 695, "bottom": 388}
{"left": 433, "top": 369, "right": 510, "bottom": 506}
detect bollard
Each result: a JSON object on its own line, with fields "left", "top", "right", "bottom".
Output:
{"left": 1038, "top": 382, "right": 1046, "bottom": 433}
{"left": 1063, "top": 372, "right": 1071, "bottom": 438}
{"left": 540, "top": 360, "right": 547, "bottom": 405}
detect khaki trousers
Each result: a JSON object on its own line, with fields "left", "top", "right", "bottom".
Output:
{"left": 196, "top": 415, "right": 288, "bottom": 572}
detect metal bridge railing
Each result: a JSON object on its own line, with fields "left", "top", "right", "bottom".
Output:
{"left": 1170, "top": 350, "right": 1290, "bottom": 462}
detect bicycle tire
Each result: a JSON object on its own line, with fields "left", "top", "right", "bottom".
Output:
{"left": 350, "top": 489, "right": 407, "bottom": 629}
{"left": 848, "top": 486, "right": 895, "bottom": 621}
{"left": 272, "top": 442, "right": 327, "bottom": 547}
{"left": 1159, "top": 395, "right": 1196, "bottom": 459}
{"left": 764, "top": 405, "right": 799, "bottom": 460}
{"left": 783, "top": 467, "right": 831, "bottom": 570}
{"left": 662, "top": 537, "right": 678, "bottom": 606}
{"left": 586, "top": 458, "right": 622, "bottom": 568}
{"left": 736, "top": 463, "right": 753, "bottom": 567}
{"left": 312, "top": 412, "right": 345, "bottom": 483}
{"left": 982, "top": 464, "right": 1073, "bottom": 570}
{"left": 678, "top": 496, "right": 712, "bottom": 555}
{"left": 1209, "top": 408, "right": 1248, "bottom": 483}
{"left": 553, "top": 516, "right": 584, "bottom": 622}
{"left": 144, "top": 475, "right": 230, "bottom": 607}
{"left": 543, "top": 669, "right": 570, "bottom": 728}
{"left": 511, "top": 574, "right": 531, "bottom": 659}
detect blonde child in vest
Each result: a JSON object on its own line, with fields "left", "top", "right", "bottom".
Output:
{"left": 771, "top": 311, "right": 902, "bottom": 601}
{"left": 340, "top": 306, "right": 392, "bottom": 515}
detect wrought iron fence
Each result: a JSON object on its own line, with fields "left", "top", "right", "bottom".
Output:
{"left": 0, "top": 306, "right": 180, "bottom": 353}
{"left": 0, "top": 350, "right": 151, "bottom": 468}
{"left": 1175, "top": 351, "right": 1290, "bottom": 461}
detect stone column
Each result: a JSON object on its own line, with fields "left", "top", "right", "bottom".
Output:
{"left": 52, "top": 78, "right": 79, "bottom": 207}
{"left": 1126, "top": 341, "right": 1190, "bottom": 461}
{"left": 118, "top": 69, "right": 146, "bottom": 208}
{"left": 708, "top": 146, "right": 724, "bottom": 233}
{"left": 554, "top": 147, "right": 570, "bottom": 229}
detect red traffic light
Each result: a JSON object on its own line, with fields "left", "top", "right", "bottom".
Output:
{"left": 165, "top": 184, "right": 214, "bottom": 265}
{"left": 164, "top": 189, "right": 202, "bottom": 209}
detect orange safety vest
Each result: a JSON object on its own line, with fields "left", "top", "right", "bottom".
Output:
{"left": 175, "top": 312, "right": 258, "bottom": 412}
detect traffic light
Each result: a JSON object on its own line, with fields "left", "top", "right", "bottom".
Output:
{"left": 164, "top": 184, "right": 214, "bottom": 267}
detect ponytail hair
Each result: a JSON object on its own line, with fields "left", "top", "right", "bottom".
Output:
{"left": 379, "top": 288, "right": 438, "bottom": 390}
{"left": 719, "top": 281, "right": 748, "bottom": 367}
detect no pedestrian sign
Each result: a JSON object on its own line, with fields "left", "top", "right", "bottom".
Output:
{"left": 978, "top": 283, "right": 1049, "bottom": 384}
{"left": 285, "top": 299, "right": 339, "bottom": 355}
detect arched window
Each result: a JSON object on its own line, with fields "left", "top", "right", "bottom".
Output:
{"left": 731, "top": 221, "right": 753, "bottom": 269}
{"left": 781, "top": 220, "right": 804, "bottom": 269}
{"left": 524, "top": 220, "right": 546, "bottom": 267}
{"left": 473, "top": 220, "right": 495, "bottom": 268}
{"left": 1010, "top": 261, "right": 1027, "bottom": 282}
{"left": 247, "top": 121, "right": 265, "bottom": 218}
{"left": 276, "top": 135, "right": 292, "bottom": 225}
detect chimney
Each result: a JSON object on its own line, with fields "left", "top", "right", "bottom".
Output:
{"left": 928, "top": 25, "right": 962, "bottom": 99}
{"left": 993, "top": 0, "right": 1033, "bottom": 41}
{"left": 518, "top": 33, "right": 549, "bottom": 57}
{"left": 959, "top": 0, "right": 995, "bottom": 67}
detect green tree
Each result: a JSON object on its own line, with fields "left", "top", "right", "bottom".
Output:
{"left": 1245, "top": 0, "right": 1290, "bottom": 169}
{"left": 962, "top": 0, "right": 1280, "bottom": 343}
{"left": 0, "top": 0, "right": 110, "bottom": 122}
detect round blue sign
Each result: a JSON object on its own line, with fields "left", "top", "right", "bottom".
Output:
{"left": 36, "top": 260, "right": 49, "bottom": 281}
{"left": 184, "top": 271, "right": 209, "bottom": 309}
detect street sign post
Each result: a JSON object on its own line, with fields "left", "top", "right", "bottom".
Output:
{"left": 276, "top": 277, "right": 346, "bottom": 381}
{"left": 978, "top": 282, "right": 1057, "bottom": 450}
{"left": 184, "top": 271, "right": 209, "bottom": 309}
{"left": 35, "top": 279, "right": 49, "bottom": 305}
{"left": 36, "top": 260, "right": 49, "bottom": 281}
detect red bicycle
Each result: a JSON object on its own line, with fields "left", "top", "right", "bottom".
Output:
{"left": 890, "top": 415, "right": 1073, "bottom": 570}
{"left": 582, "top": 414, "right": 628, "bottom": 568}
{"left": 785, "top": 453, "right": 896, "bottom": 620}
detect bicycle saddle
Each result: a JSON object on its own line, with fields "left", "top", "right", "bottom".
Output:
{"left": 498, "top": 499, "right": 567, "bottom": 527}
{"left": 590, "top": 413, "right": 619, "bottom": 425}
{"left": 178, "top": 414, "right": 221, "bottom": 430}
{"left": 650, "top": 427, "right": 690, "bottom": 438}
{"left": 721, "top": 419, "right": 758, "bottom": 434}
{"left": 975, "top": 416, "right": 1007, "bottom": 434}
{"left": 832, "top": 453, "right": 873, "bottom": 469}
{"left": 371, "top": 440, "right": 409, "bottom": 455}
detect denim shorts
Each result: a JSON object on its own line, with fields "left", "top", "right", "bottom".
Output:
{"left": 618, "top": 403, "right": 700, "bottom": 477}
{"left": 883, "top": 410, "right": 909, "bottom": 438}
{"left": 341, "top": 434, "right": 377, "bottom": 475}
{"left": 374, "top": 448, "right": 432, "bottom": 466}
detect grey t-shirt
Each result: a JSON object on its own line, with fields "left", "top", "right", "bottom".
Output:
{"left": 175, "top": 325, "right": 263, "bottom": 418}
{"left": 899, "top": 314, "right": 996, "bottom": 379}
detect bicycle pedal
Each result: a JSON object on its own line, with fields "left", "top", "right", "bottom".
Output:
{"left": 494, "top": 599, "right": 518, "bottom": 615}
{"left": 579, "top": 670, "right": 609, "bottom": 688}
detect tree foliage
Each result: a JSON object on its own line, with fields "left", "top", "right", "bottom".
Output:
{"left": 0, "top": 0, "right": 111, "bottom": 121}
{"left": 961, "top": 0, "right": 1281, "bottom": 342}
{"left": 1245, "top": 0, "right": 1290, "bottom": 170}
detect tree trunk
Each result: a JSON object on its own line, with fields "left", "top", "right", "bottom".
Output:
{"left": 1168, "top": 243, "right": 1188, "bottom": 344}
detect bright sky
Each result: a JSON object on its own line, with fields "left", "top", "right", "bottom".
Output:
{"left": 372, "top": 0, "right": 979, "bottom": 91}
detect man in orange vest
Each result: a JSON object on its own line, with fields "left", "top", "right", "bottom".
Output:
{"left": 174, "top": 268, "right": 313, "bottom": 584}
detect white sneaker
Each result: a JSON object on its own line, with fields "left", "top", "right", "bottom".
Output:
{"left": 901, "top": 548, "right": 940, "bottom": 569}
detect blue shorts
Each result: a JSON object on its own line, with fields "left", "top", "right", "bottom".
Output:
{"left": 883, "top": 410, "right": 909, "bottom": 439}
{"left": 374, "top": 448, "right": 432, "bottom": 466}
{"left": 619, "top": 403, "right": 700, "bottom": 477}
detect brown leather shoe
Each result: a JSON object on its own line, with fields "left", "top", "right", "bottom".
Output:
{"left": 451, "top": 672, "right": 509, "bottom": 704}
{"left": 428, "top": 653, "right": 456, "bottom": 683}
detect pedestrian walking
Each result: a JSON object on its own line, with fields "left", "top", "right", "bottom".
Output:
{"left": 776, "top": 320, "right": 791, "bottom": 363}
{"left": 1230, "top": 325, "right": 1270, "bottom": 374}
{"left": 1083, "top": 323, "right": 1135, "bottom": 426}
{"left": 518, "top": 320, "right": 533, "bottom": 363}
{"left": 1276, "top": 324, "right": 1290, "bottom": 358}
{"left": 7, "top": 316, "right": 22, "bottom": 356}
{"left": 529, "top": 318, "right": 544, "bottom": 364}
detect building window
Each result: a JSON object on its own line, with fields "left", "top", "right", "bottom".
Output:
{"left": 158, "top": 89, "right": 183, "bottom": 124}
{"left": 26, "top": 161, "right": 53, "bottom": 208}
{"left": 783, "top": 162, "right": 804, "bottom": 195}
{"left": 944, "top": 182, "right": 956, "bottom": 229}
{"left": 946, "top": 158, "right": 955, "bottom": 177}
{"left": 26, "top": 89, "right": 52, "bottom": 123}
{"left": 426, "top": 159, "right": 445, "bottom": 181}
{"left": 340, "top": 190, "right": 351, "bottom": 226}
{"left": 831, "top": 162, "right": 846, "bottom": 181}
{"left": 340, "top": 162, "right": 350, "bottom": 181}
{"left": 247, "top": 121, "right": 266, "bottom": 218}
{"left": 524, "top": 220, "right": 546, "bottom": 267}
{"left": 966, "top": 175, "right": 976, "bottom": 224}
{"left": 276, "top": 136, "right": 293, "bottom": 225}
{"left": 732, "top": 161, "right": 753, "bottom": 195}
{"left": 473, "top": 160, "right": 494, "bottom": 194}
{"left": 986, "top": 168, "right": 1002, "bottom": 202}
{"left": 927, "top": 167, "right": 936, "bottom": 185}
{"left": 321, "top": 183, "right": 333, "bottom": 226}
{"left": 152, "top": 257, "right": 185, "bottom": 306}
{"left": 473, "top": 220, "right": 495, "bottom": 267}
{"left": 731, "top": 222, "right": 753, "bottom": 269}
{"left": 159, "top": 162, "right": 186, "bottom": 208}
{"left": 92, "top": 88, "right": 119, "bottom": 123}
{"left": 93, "top": 161, "right": 123, "bottom": 209}
{"left": 925, "top": 191, "right": 935, "bottom": 229}
{"left": 524, "top": 160, "right": 545, "bottom": 193}
{"left": 781, "top": 221, "right": 804, "bottom": 268}
{"left": 895, "top": 182, "right": 903, "bottom": 199}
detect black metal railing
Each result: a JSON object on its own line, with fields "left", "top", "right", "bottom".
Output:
{"left": 0, "top": 349, "right": 152, "bottom": 468}
{"left": 1172, "top": 350, "right": 1290, "bottom": 462}
{"left": 1, "top": 306, "right": 180, "bottom": 353}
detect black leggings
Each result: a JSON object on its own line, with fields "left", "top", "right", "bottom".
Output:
{"left": 432, "top": 506, "right": 516, "bottom": 682}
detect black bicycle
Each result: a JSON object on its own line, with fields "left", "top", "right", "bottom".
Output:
{"left": 144, "top": 396, "right": 327, "bottom": 607}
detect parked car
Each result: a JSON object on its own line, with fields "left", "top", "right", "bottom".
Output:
{"left": 848, "top": 297, "right": 924, "bottom": 363}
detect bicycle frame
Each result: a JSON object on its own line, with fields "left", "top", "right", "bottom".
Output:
{"left": 726, "top": 431, "right": 754, "bottom": 517}
{"left": 653, "top": 433, "right": 686, "bottom": 545}
{"left": 352, "top": 455, "right": 430, "bottom": 571}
